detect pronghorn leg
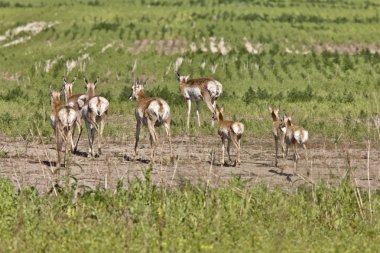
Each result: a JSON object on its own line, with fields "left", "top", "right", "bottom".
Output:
{"left": 56, "top": 127, "right": 62, "bottom": 167}
{"left": 231, "top": 135, "right": 240, "bottom": 165}
{"left": 195, "top": 100, "right": 201, "bottom": 127}
{"left": 163, "top": 121, "right": 173, "bottom": 160}
{"left": 274, "top": 136, "right": 278, "bottom": 167}
{"left": 74, "top": 118, "right": 82, "bottom": 153}
{"left": 211, "top": 99, "right": 216, "bottom": 127}
{"left": 186, "top": 99, "right": 191, "bottom": 129}
{"left": 293, "top": 144, "right": 298, "bottom": 174}
{"left": 133, "top": 121, "right": 141, "bottom": 159}
{"left": 280, "top": 134, "right": 285, "bottom": 158}
{"left": 147, "top": 120, "right": 157, "bottom": 164}
{"left": 227, "top": 138, "right": 232, "bottom": 163}
{"left": 98, "top": 115, "right": 106, "bottom": 155}
{"left": 221, "top": 137, "right": 225, "bottom": 166}
{"left": 85, "top": 120, "right": 94, "bottom": 157}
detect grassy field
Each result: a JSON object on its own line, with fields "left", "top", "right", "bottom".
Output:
{"left": 0, "top": 0, "right": 380, "bottom": 141}
{"left": 0, "top": 175, "right": 379, "bottom": 252}
{"left": 1, "top": 0, "right": 380, "bottom": 252}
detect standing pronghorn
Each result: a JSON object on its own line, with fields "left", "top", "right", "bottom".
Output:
{"left": 62, "top": 77, "right": 87, "bottom": 152}
{"left": 50, "top": 85, "right": 77, "bottom": 167}
{"left": 129, "top": 79, "right": 173, "bottom": 163}
{"left": 176, "top": 72, "right": 223, "bottom": 129}
{"left": 212, "top": 106, "right": 244, "bottom": 166}
{"left": 268, "top": 106, "right": 285, "bottom": 167}
{"left": 282, "top": 114, "right": 308, "bottom": 173}
{"left": 81, "top": 78, "right": 109, "bottom": 157}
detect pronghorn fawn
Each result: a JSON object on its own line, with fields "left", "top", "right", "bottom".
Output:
{"left": 81, "top": 78, "right": 109, "bottom": 157}
{"left": 212, "top": 106, "right": 244, "bottom": 166}
{"left": 62, "top": 76, "right": 87, "bottom": 152}
{"left": 129, "top": 79, "right": 173, "bottom": 164}
{"left": 282, "top": 114, "right": 309, "bottom": 173}
{"left": 268, "top": 106, "right": 285, "bottom": 167}
{"left": 50, "top": 85, "right": 77, "bottom": 167}
{"left": 176, "top": 72, "right": 222, "bottom": 129}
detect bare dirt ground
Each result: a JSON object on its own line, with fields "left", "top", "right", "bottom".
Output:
{"left": 0, "top": 132, "right": 379, "bottom": 193}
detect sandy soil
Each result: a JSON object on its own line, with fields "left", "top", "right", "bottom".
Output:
{"left": 0, "top": 132, "right": 379, "bottom": 194}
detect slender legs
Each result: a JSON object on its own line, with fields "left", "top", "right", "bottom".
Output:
{"left": 221, "top": 137, "right": 225, "bottom": 166}
{"left": 195, "top": 101, "right": 201, "bottom": 127}
{"left": 134, "top": 120, "right": 141, "bottom": 159}
{"left": 186, "top": 99, "right": 191, "bottom": 129}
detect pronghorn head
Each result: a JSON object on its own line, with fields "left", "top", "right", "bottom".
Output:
{"left": 212, "top": 105, "right": 224, "bottom": 121}
{"left": 283, "top": 114, "right": 293, "bottom": 127}
{"left": 176, "top": 72, "right": 190, "bottom": 83}
{"left": 50, "top": 84, "right": 61, "bottom": 108}
{"left": 268, "top": 106, "right": 280, "bottom": 121}
{"left": 84, "top": 77, "right": 98, "bottom": 97}
{"left": 62, "top": 76, "right": 77, "bottom": 99}
{"left": 130, "top": 79, "right": 147, "bottom": 101}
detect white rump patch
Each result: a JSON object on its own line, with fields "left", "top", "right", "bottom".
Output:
{"left": 207, "top": 80, "right": 223, "bottom": 98}
{"left": 232, "top": 122, "right": 244, "bottom": 135}
{"left": 294, "top": 129, "right": 308, "bottom": 144}
{"left": 148, "top": 99, "right": 170, "bottom": 122}
{"left": 88, "top": 97, "right": 109, "bottom": 116}
{"left": 58, "top": 108, "right": 76, "bottom": 127}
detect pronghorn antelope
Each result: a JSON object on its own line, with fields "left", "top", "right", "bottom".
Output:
{"left": 50, "top": 85, "right": 77, "bottom": 167}
{"left": 268, "top": 106, "right": 285, "bottom": 167}
{"left": 81, "top": 78, "right": 109, "bottom": 157}
{"left": 176, "top": 72, "right": 223, "bottom": 129}
{"left": 282, "top": 114, "right": 308, "bottom": 172}
{"left": 212, "top": 106, "right": 244, "bottom": 166}
{"left": 130, "top": 79, "right": 173, "bottom": 163}
{"left": 62, "top": 77, "right": 87, "bottom": 152}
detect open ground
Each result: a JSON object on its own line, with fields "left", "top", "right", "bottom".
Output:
{"left": 1, "top": 119, "right": 379, "bottom": 193}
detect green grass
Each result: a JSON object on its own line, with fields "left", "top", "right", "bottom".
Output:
{"left": 0, "top": 0, "right": 380, "bottom": 141}
{"left": 0, "top": 174, "right": 379, "bottom": 252}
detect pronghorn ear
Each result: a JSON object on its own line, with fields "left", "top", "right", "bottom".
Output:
{"left": 94, "top": 77, "right": 99, "bottom": 85}
{"left": 185, "top": 75, "right": 190, "bottom": 81}
{"left": 268, "top": 106, "right": 273, "bottom": 113}
{"left": 220, "top": 106, "right": 224, "bottom": 113}
{"left": 143, "top": 79, "right": 148, "bottom": 86}
{"left": 63, "top": 76, "right": 67, "bottom": 84}
{"left": 84, "top": 78, "right": 88, "bottom": 85}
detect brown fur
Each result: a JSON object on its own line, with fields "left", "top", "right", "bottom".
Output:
{"left": 212, "top": 106, "right": 244, "bottom": 166}
{"left": 50, "top": 88, "right": 76, "bottom": 167}
{"left": 131, "top": 81, "right": 173, "bottom": 164}
{"left": 268, "top": 106, "right": 285, "bottom": 167}
{"left": 178, "top": 76, "right": 219, "bottom": 129}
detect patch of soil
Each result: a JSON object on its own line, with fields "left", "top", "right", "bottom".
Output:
{"left": 0, "top": 133, "right": 379, "bottom": 193}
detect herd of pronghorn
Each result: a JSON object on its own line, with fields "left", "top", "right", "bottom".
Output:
{"left": 49, "top": 73, "right": 308, "bottom": 173}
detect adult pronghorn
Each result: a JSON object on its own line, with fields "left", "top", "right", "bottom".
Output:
{"left": 50, "top": 85, "right": 77, "bottom": 167}
{"left": 62, "top": 77, "right": 87, "bottom": 152}
{"left": 176, "top": 72, "right": 223, "bottom": 129}
{"left": 212, "top": 105, "right": 244, "bottom": 166}
{"left": 81, "top": 77, "right": 109, "bottom": 157}
{"left": 129, "top": 79, "right": 173, "bottom": 164}
{"left": 268, "top": 106, "right": 285, "bottom": 167}
{"left": 282, "top": 114, "right": 308, "bottom": 173}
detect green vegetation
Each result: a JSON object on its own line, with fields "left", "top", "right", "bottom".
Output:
{"left": 0, "top": 0, "right": 379, "bottom": 141}
{"left": 0, "top": 175, "right": 379, "bottom": 252}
